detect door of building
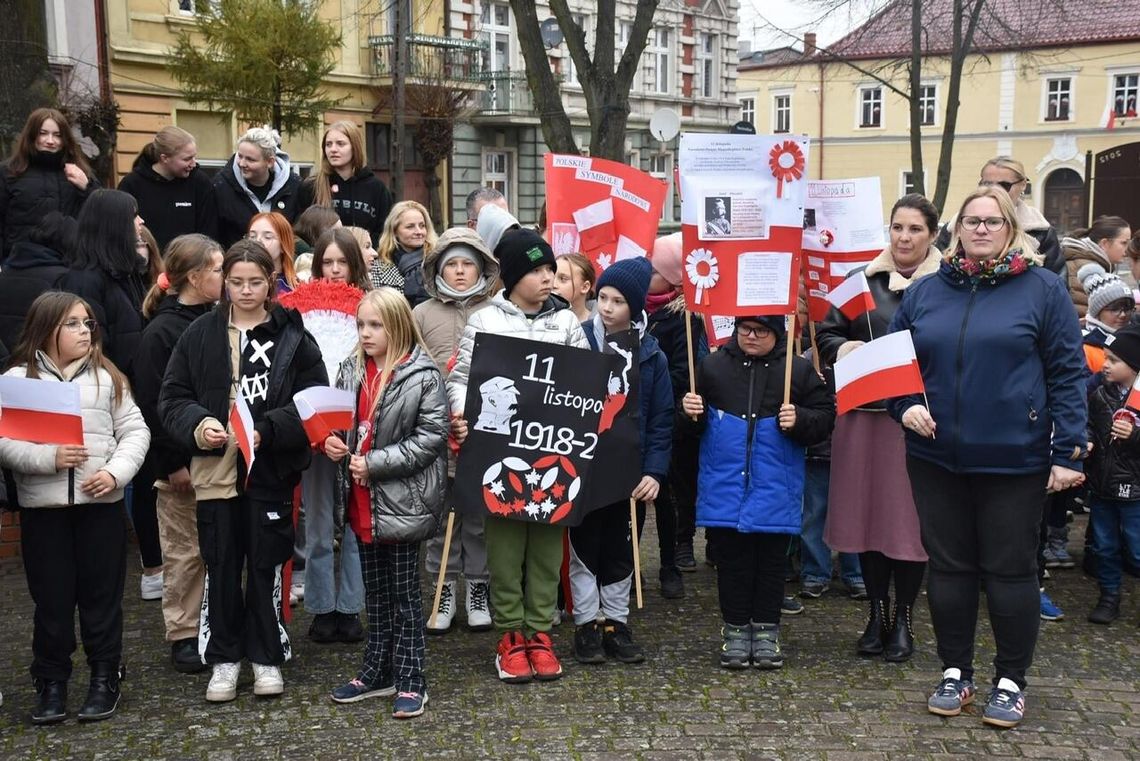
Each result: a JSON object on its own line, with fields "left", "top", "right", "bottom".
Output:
{"left": 1043, "top": 168, "right": 1085, "bottom": 236}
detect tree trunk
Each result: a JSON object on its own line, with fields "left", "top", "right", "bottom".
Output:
{"left": 510, "top": 0, "right": 579, "bottom": 154}
{"left": 907, "top": 0, "right": 925, "bottom": 197}
{"left": 931, "top": 0, "right": 987, "bottom": 212}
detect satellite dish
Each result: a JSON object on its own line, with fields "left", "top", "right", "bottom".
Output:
{"left": 649, "top": 108, "right": 681, "bottom": 142}
{"left": 540, "top": 18, "right": 564, "bottom": 49}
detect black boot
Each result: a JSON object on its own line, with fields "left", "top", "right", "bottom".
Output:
{"left": 171, "top": 638, "right": 206, "bottom": 674}
{"left": 31, "top": 679, "right": 68, "bottom": 725}
{"left": 883, "top": 603, "right": 915, "bottom": 662}
{"left": 77, "top": 663, "right": 121, "bottom": 722}
{"left": 856, "top": 598, "right": 889, "bottom": 656}
{"left": 1088, "top": 590, "right": 1121, "bottom": 625}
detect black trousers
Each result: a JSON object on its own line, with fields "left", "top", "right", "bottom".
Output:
{"left": 707, "top": 527, "right": 789, "bottom": 625}
{"left": 669, "top": 434, "right": 700, "bottom": 545}
{"left": 198, "top": 496, "right": 294, "bottom": 665}
{"left": 570, "top": 501, "right": 635, "bottom": 624}
{"left": 907, "top": 456, "right": 1046, "bottom": 690}
{"left": 21, "top": 502, "right": 126, "bottom": 682}
{"left": 131, "top": 452, "right": 163, "bottom": 568}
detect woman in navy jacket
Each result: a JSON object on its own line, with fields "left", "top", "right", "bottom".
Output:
{"left": 888, "top": 186, "right": 1086, "bottom": 729}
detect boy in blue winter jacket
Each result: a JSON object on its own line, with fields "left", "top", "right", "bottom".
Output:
{"left": 569, "top": 257, "right": 674, "bottom": 664}
{"left": 681, "top": 315, "right": 834, "bottom": 669}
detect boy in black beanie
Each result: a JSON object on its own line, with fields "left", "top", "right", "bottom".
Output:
{"left": 447, "top": 227, "right": 587, "bottom": 683}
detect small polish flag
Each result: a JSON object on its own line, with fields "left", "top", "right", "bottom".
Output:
{"left": 0, "top": 376, "right": 84, "bottom": 445}
{"left": 1101, "top": 105, "right": 1117, "bottom": 131}
{"left": 834, "top": 330, "right": 925, "bottom": 415}
{"left": 573, "top": 198, "right": 617, "bottom": 251}
{"left": 294, "top": 386, "right": 355, "bottom": 446}
{"left": 1125, "top": 372, "right": 1140, "bottom": 411}
{"left": 826, "top": 271, "right": 876, "bottom": 320}
{"left": 229, "top": 393, "right": 257, "bottom": 482}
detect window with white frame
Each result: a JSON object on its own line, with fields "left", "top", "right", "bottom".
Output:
{"left": 901, "top": 170, "right": 927, "bottom": 196}
{"left": 178, "top": 0, "right": 218, "bottom": 12}
{"left": 773, "top": 94, "right": 791, "bottom": 133}
{"left": 564, "top": 13, "right": 589, "bottom": 86}
{"left": 650, "top": 152, "right": 673, "bottom": 223}
{"left": 697, "top": 32, "right": 716, "bottom": 98}
{"left": 739, "top": 97, "right": 755, "bottom": 125}
{"left": 919, "top": 85, "right": 937, "bottom": 126}
{"left": 650, "top": 28, "right": 671, "bottom": 94}
{"left": 1043, "top": 77, "right": 1072, "bottom": 121}
{"left": 482, "top": 150, "right": 512, "bottom": 208}
{"left": 481, "top": 1, "right": 512, "bottom": 73}
{"left": 1113, "top": 73, "right": 1139, "bottom": 117}
{"left": 626, "top": 149, "right": 640, "bottom": 168}
{"left": 859, "top": 86, "right": 882, "bottom": 127}
{"left": 615, "top": 21, "right": 637, "bottom": 91}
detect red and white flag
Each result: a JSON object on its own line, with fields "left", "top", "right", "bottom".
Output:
{"left": 1101, "top": 105, "right": 1117, "bottom": 131}
{"left": 0, "top": 376, "right": 83, "bottom": 445}
{"left": 294, "top": 386, "right": 355, "bottom": 446}
{"left": 1125, "top": 372, "right": 1140, "bottom": 411}
{"left": 834, "top": 330, "right": 925, "bottom": 415}
{"left": 229, "top": 393, "right": 256, "bottom": 482}
{"left": 573, "top": 198, "right": 618, "bottom": 252}
{"left": 826, "top": 271, "right": 876, "bottom": 320}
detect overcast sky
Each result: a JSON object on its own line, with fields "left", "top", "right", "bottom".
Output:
{"left": 737, "top": 0, "right": 882, "bottom": 50}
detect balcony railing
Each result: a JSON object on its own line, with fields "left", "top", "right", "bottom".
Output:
{"left": 369, "top": 34, "right": 486, "bottom": 84}
{"left": 475, "top": 70, "right": 563, "bottom": 116}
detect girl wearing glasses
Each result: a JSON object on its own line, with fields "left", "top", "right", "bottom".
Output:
{"left": 160, "top": 240, "right": 327, "bottom": 704}
{"left": 0, "top": 291, "right": 150, "bottom": 724}
{"left": 1062, "top": 216, "right": 1133, "bottom": 319}
{"left": 888, "top": 186, "right": 1086, "bottom": 729}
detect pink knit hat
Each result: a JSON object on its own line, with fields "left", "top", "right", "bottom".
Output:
{"left": 649, "top": 232, "right": 683, "bottom": 287}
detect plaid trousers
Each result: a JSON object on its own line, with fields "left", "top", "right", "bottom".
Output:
{"left": 357, "top": 539, "right": 426, "bottom": 694}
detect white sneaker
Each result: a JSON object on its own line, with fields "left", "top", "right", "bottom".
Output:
{"left": 289, "top": 582, "right": 304, "bottom": 608}
{"left": 140, "top": 571, "right": 164, "bottom": 601}
{"left": 206, "top": 662, "right": 240, "bottom": 702}
{"left": 251, "top": 663, "right": 284, "bottom": 697}
{"left": 427, "top": 580, "right": 456, "bottom": 634}
{"left": 466, "top": 580, "right": 492, "bottom": 631}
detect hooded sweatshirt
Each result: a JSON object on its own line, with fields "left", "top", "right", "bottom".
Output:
{"left": 297, "top": 167, "right": 393, "bottom": 244}
{"left": 118, "top": 156, "right": 218, "bottom": 250}
{"left": 212, "top": 151, "right": 301, "bottom": 247}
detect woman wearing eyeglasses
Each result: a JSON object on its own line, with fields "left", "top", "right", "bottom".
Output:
{"left": 1062, "top": 216, "right": 1133, "bottom": 319}
{"left": 888, "top": 186, "right": 1087, "bottom": 729}
{"left": 935, "top": 157, "right": 1064, "bottom": 275}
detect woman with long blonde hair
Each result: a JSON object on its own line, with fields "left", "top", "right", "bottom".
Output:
{"left": 327, "top": 287, "right": 447, "bottom": 719}
{"left": 298, "top": 121, "right": 393, "bottom": 245}
{"left": 377, "top": 200, "right": 437, "bottom": 307}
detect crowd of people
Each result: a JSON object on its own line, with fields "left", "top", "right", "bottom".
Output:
{"left": 0, "top": 106, "right": 1136, "bottom": 732}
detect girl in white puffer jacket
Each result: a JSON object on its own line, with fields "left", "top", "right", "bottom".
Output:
{"left": 0, "top": 291, "right": 149, "bottom": 725}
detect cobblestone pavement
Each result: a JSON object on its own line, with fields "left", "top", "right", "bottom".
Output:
{"left": 0, "top": 513, "right": 1137, "bottom": 760}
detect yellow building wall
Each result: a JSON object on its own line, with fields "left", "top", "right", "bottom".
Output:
{"left": 738, "top": 41, "right": 1140, "bottom": 223}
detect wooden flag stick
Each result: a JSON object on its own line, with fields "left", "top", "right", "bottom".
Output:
{"left": 783, "top": 312, "right": 796, "bottom": 405}
{"left": 684, "top": 309, "right": 698, "bottom": 420}
{"left": 630, "top": 498, "right": 643, "bottom": 610}
{"left": 922, "top": 391, "right": 936, "bottom": 440}
{"left": 807, "top": 319, "right": 821, "bottom": 375}
{"left": 428, "top": 511, "right": 456, "bottom": 629}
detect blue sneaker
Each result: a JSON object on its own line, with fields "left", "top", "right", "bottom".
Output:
{"left": 1039, "top": 590, "right": 1064, "bottom": 621}
{"left": 392, "top": 691, "right": 428, "bottom": 719}
{"left": 927, "top": 668, "right": 977, "bottom": 716}
{"left": 982, "top": 679, "right": 1025, "bottom": 728}
{"left": 330, "top": 678, "right": 395, "bottom": 704}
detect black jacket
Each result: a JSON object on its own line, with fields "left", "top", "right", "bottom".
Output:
{"left": 159, "top": 304, "right": 328, "bottom": 500}
{"left": 683, "top": 335, "right": 835, "bottom": 450}
{"left": 57, "top": 266, "right": 146, "bottom": 374}
{"left": 646, "top": 302, "right": 709, "bottom": 405}
{"left": 0, "top": 241, "right": 70, "bottom": 350}
{"left": 397, "top": 246, "right": 430, "bottom": 307}
{"left": 211, "top": 155, "right": 302, "bottom": 248}
{"left": 297, "top": 168, "right": 393, "bottom": 244}
{"left": 118, "top": 157, "right": 218, "bottom": 251}
{"left": 132, "top": 296, "right": 213, "bottom": 478}
{"left": 0, "top": 154, "right": 99, "bottom": 260}
{"left": 1087, "top": 383, "right": 1140, "bottom": 500}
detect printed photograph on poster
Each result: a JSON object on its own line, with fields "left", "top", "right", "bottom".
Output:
{"left": 698, "top": 191, "right": 768, "bottom": 241}
{"left": 736, "top": 251, "right": 793, "bottom": 308}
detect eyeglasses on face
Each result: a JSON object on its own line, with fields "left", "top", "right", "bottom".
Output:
{"left": 60, "top": 319, "right": 97, "bottom": 333}
{"left": 979, "top": 179, "right": 1019, "bottom": 192}
{"left": 225, "top": 278, "right": 269, "bottom": 292}
{"left": 737, "top": 324, "right": 773, "bottom": 338}
{"left": 1106, "top": 300, "right": 1135, "bottom": 316}
{"left": 960, "top": 216, "right": 1008, "bottom": 232}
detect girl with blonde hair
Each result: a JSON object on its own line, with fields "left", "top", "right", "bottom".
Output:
{"left": 377, "top": 200, "right": 437, "bottom": 307}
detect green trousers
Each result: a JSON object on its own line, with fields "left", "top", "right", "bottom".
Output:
{"left": 484, "top": 516, "right": 565, "bottom": 636}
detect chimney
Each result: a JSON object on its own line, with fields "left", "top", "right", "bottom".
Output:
{"left": 803, "top": 32, "right": 817, "bottom": 56}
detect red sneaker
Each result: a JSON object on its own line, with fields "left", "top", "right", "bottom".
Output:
{"left": 526, "top": 631, "right": 563, "bottom": 681}
{"left": 495, "top": 631, "right": 533, "bottom": 683}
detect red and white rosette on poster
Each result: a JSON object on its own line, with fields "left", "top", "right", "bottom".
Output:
{"left": 768, "top": 140, "right": 805, "bottom": 199}
{"left": 685, "top": 247, "right": 720, "bottom": 307}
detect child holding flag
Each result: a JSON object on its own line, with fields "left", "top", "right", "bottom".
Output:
{"left": 1085, "top": 325, "right": 1140, "bottom": 625}
{"left": 0, "top": 292, "right": 149, "bottom": 724}
{"left": 326, "top": 288, "right": 448, "bottom": 718}
{"left": 160, "top": 240, "right": 327, "bottom": 703}
{"left": 570, "top": 257, "right": 673, "bottom": 664}
{"left": 681, "top": 316, "right": 834, "bottom": 669}
{"left": 449, "top": 228, "right": 588, "bottom": 683}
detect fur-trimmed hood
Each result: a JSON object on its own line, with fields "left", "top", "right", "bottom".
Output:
{"left": 864, "top": 244, "right": 942, "bottom": 292}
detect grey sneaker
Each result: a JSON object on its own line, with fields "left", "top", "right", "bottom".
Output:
{"left": 799, "top": 581, "right": 829, "bottom": 599}
{"left": 719, "top": 624, "right": 750, "bottom": 670}
{"left": 982, "top": 679, "right": 1025, "bottom": 728}
{"left": 781, "top": 595, "right": 805, "bottom": 615}
{"left": 927, "top": 667, "right": 977, "bottom": 716}
{"left": 750, "top": 623, "right": 784, "bottom": 669}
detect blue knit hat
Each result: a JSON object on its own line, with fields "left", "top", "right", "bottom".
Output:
{"left": 596, "top": 257, "right": 653, "bottom": 317}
